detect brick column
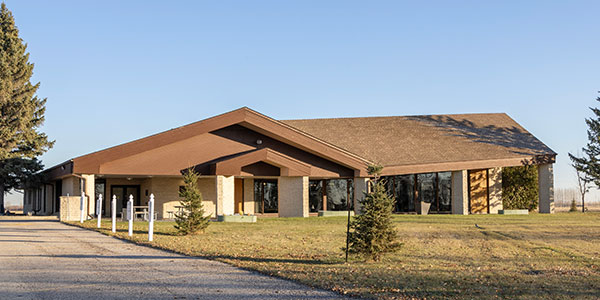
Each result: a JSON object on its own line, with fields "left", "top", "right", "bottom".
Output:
{"left": 216, "top": 175, "right": 235, "bottom": 216}
{"left": 278, "top": 176, "right": 309, "bottom": 217}
{"left": 82, "top": 174, "right": 95, "bottom": 216}
{"left": 451, "top": 170, "right": 469, "bottom": 215}
{"left": 488, "top": 167, "right": 503, "bottom": 214}
{"left": 538, "top": 163, "right": 555, "bottom": 214}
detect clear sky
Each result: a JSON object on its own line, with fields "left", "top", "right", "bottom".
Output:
{"left": 3, "top": 0, "right": 600, "bottom": 205}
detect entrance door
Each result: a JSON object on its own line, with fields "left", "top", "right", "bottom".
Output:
{"left": 469, "top": 170, "right": 488, "bottom": 214}
{"left": 110, "top": 185, "right": 140, "bottom": 216}
{"left": 234, "top": 178, "right": 244, "bottom": 214}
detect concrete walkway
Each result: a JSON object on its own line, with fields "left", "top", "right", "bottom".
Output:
{"left": 0, "top": 217, "right": 346, "bottom": 299}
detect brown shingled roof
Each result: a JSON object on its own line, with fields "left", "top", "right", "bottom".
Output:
{"left": 282, "top": 113, "right": 556, "bottom": 172}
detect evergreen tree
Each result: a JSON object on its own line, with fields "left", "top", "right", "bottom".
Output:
{"left": 174, "top": 168, "right": 210, "bottom": 235}
{"left": 0, "top": 3, "right": 53, "bottom": 214}
{"left": 569, "top": 198, "right": 578, "bottom": 212}
{"left": 569, "top": 93, "right": 600, "bottom": 212}
{"left": 347, "top": 164, "right": 401, "bottom": 261}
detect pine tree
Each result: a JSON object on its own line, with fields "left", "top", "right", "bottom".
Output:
{"left": 347, "top": 164, "right": 401, "bottom": 261}
{"left": 174, "top": 168, "right": 210, "bottom": 235}
{"left": 0, "top": 3, "right": 53, "bottom": 214}
{"left": 569, "top": 93, "right": 599, "bottom": 212}
{"left": 569, "top": 198, "right": 578, "bottom": 212}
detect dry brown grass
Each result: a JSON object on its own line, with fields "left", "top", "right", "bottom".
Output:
{"left": 74, "top": 212, "right": 600, "bottom": 299}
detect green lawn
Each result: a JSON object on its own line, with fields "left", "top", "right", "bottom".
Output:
{"left": 73, "top": 213, "right": 600, "bottom": 299}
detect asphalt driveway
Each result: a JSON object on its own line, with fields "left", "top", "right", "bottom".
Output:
{"left": 0, "top": 216, "right": 345, "bottom": 299}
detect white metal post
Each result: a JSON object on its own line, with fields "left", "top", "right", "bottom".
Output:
{"left": 96, "top": 194, "right": 103, "bottom": 228}
{"left": 127, "top": 195, "right": 133, "bottom": 236}
{"left": 148, "top": 193, "right": 155, "bottom": 241}
{"left": 111, "top": 195, "right": 116, "bottom": 233}
{"left": 80, "top": 191, "right": 86, "bottom": 223}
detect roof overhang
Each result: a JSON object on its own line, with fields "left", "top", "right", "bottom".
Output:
{"left": 381, "top": 154, "right": 556, "bottom": 176}
{"left": 67, "top": 107, "right": 369, "bottom": 177}
{"left": 212, "top": 148, "right": 311, "bottom": 176}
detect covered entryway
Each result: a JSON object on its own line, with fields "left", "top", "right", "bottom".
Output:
{"left": 110, "top": 185, "right": 140, "bottom": 216}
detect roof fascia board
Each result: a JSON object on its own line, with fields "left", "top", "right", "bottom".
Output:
{"left": 240, "top": 109, "right": 369, "bottom": 176}
{"left": 72, "top": 108, "right": 248, "bottom": 173}
{"left": 41, "top": 160, "right": 74, "bottom": 181}
{"left": 215, "top": 148, "right": 311, "bottom": 176}
{"left": 72, "top": 107, "right": 369, "bottom": 176}
{"left": 381, "top": 154, "right": 556, "bottom": 176}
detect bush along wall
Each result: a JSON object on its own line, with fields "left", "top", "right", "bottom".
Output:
{"left": 502, "top": 165, "right": 539, "bottom": 211}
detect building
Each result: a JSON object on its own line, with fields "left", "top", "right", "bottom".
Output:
{"left": 23, "top": 107, "right": 556, "bottom": 220}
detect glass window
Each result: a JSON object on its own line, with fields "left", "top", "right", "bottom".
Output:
{"left": 417, "top": 173, "right": 435, "bottom": 204}
{"left": 394, "top": 175, "right": 415, "bottom": 212}
{"left": 254, "top": 182, "right": 261, "bottom": 213}
{"left": 438, "top": 172, "right": 452, "bottom": 212}
{"left": 326, "top": 179, "right": 351, "bottom": 211}
{"left": 95, "top": 180, "right": 105, "bottom": 215}
{"left": 254, "top": 180, "right": 278, "bottom": 214}
{"left": 309, "top": 180, "right": 323, "bottom": 212}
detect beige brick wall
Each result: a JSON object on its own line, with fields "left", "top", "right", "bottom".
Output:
{"left": 451, "top": 170, "right": 468, "bottom": 215}
{"left": 60, "top": 195, "right": 88, "bottom": 221}
{"left": 198, "top": 178, "right": 217, "bottom": 218}
{"left": 150, "top": 177, "right": 183, "bottom": 219}
{"left": 488, "top": 167, "right": 503, "bottom": 214}
{"left": 215, "top": 175, "right": 234, "bottom": 216}
{"left": 278, "top": 176, "right": 308, "bottom": 217}
{"left": 243, "top": 178, "right": 254, "bottom": 215}
{"left": 62, "top": 176, "right": 80, "bottom": 196}
{"left": 149, "top": 177, "right": 217, "bottom": 219}
{"left": 538, "top": 163, "right": 555, "bottom": 213}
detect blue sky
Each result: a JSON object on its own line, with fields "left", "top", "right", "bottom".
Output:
{"left": 4, "top": 1, "right": 600, "bottom": 205}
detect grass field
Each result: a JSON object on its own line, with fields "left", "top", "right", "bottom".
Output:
{"left": 74, "top": 213, "right": 600, "bottom": 299}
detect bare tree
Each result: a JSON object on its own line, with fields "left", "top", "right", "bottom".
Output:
{"left": 574, "top": 165, "right": 592, "bottom": 212}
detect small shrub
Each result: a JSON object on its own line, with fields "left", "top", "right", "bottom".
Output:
{"left": 174, "top": 168, "right": 210, "bottom": 235}
{"left": 502, "top": 165, "right": 538, "bottom": 211}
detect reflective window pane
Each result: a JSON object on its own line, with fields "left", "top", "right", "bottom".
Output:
{"left": 263, "top": 181, "right": 278, "bottom": 213}
{"left": 417, "top": 173, "right": 435, "bottom": 204}
{"left": 309, "top": 180, "right": 323, "bottom": 212}
{"left": 95, "top": 181, "right": 105, "bottom": 215}
{"left": 326, "top": 179, "right": 349, "bottom": 211}
{"left": 438, "top": 172, "right": 452, "bottom": 212}
{"left": 254, "top": 180, "right": 278, "bottom": 214}
{"left": 254, "top": 181, "right": 261, "bottom": 213}
{"left": 394, "top": 175, "right": 415, "bottom": 212}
